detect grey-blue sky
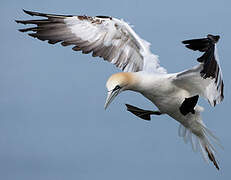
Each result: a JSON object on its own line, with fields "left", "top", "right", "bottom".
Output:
{"left": 1, "top": 0, "right": 231, "bottom": 179}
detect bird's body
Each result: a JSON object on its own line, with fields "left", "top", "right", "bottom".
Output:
{"left": 16, "top": 10, "right": 224, "bottom": 170}
{"left": 122, "top": 72, "right": 180, "bottom": 114}
{"left": 141, "top": 74, "right": 188, "bottom": 116}
{"left": 114, "top": 71, "right": 202, "bottom": 132}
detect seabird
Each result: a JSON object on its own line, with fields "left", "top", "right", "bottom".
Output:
{"left": 16, "top": 10, "right": 224, "bottom": 170}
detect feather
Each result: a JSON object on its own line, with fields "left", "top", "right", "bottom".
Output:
{"left": 16, "top": 9, "right": 166, "bottom": 73}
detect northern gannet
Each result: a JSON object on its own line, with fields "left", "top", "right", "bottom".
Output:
{"left": 16, "top": 10, "right": 224, "bottom": 170}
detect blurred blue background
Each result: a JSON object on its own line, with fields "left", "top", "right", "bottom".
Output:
{"left": 1, "top": 0, "right": 231, "bottom": 179}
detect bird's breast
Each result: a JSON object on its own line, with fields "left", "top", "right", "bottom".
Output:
{"left": 137, "top": 73, "right": 189, "bottom": 114}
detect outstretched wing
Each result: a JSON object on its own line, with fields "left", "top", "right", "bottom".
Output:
{"left": 16, "top": 10, "right": 166, "bottom": 73}
{"left": 173, "top": 34, "right": 224, "bottom": 106}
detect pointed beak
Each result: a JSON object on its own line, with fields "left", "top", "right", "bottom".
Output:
{"left": 104, "top": 89, "right": 120, "bottom": 110}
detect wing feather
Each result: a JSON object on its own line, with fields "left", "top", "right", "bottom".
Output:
{"left": 173, "top": 35, "right": 224, "bottom": 106}
{"left": 16, "top": 10, "right": 166, "bottom": 73}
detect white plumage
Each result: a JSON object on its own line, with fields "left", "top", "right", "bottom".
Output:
{"left": 16, "top": 10, "right": 224, "bottom": 170}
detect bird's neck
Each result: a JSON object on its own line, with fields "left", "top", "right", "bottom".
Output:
{"left": 121, "top": 72, "right": 149, "bottom": 92}
{"left": 127, "top": 72, "right": 171, "bottom": 94}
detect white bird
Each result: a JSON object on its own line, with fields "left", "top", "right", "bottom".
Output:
{"left": 16, "top": 10, "right": 224, "bottom": 170}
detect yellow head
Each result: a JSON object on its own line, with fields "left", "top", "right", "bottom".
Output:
{"left": 104, "top": 72, "right": 136, "bottom": 109}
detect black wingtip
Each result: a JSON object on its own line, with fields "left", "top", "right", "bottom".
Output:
{"left": 15, "top": 20, "right": 21, "bottom": 24}
{"left": 207, "top": 34, "right": 220, "bottom": 43}
{"left": 18, "top": 28, "right": 25, "bottom": 32}
{"left": 182, "top": 34, "right": 221, "bottom": 52}
{"left": 28, "top": 33, "right": 37, "bottom": 38}
{"left": 182, "top": 34, "right": 220, "bottom": 45}
{"left": 22, "top": 9, "right": 30, "bottom": 15}
{"left": 22, "top": 9, "right": 35, "bottom": 16}
{"left": 22, "top": 9, "right": 46, "bottom": 17}
{"left": 182, "top": 40, "right": 188, "bottom": 44}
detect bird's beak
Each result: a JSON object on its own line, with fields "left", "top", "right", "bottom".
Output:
{"left": 104, "top": 89, "right": 120, "bottom": 110}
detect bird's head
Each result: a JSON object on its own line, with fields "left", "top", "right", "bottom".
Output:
{"left": 104, "top": 72, "right": 135, "bottom": 109}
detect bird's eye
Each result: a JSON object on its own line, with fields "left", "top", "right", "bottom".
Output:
{"left": 113, "top": 85, "right": 121, "bottom": 92}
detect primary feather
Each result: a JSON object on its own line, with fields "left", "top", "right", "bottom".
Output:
{"left": 16, "top": 9, "right": 166, "bottom": 73}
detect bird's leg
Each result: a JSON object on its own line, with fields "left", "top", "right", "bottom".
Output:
{"left": 125, "top": 104, "right": 162, "bottom": 121}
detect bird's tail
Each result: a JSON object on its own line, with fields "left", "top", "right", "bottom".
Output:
{"left": 178, "top": 121, "right": 222, "bottom": 170}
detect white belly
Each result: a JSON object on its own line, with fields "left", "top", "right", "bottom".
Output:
{"left": 135, "top": 72, "right": 202, "bottom": 127}
{"left": 139, "top": 74, "right": 189, "bottom": 114}
{"left": 142, "top": 82, "right": 204, "bottom": 132}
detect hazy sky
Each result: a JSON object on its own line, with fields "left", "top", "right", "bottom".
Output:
{"left": 1, "top": 0, "right": 231, "bottom": 179}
